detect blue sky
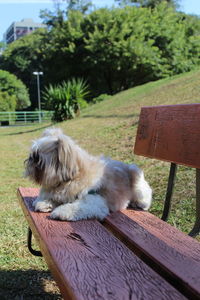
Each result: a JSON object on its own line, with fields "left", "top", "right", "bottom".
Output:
{"left": 0, "top": 0, "right": 200, "bottom": 41}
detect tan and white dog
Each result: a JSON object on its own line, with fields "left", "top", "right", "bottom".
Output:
{"left": 25, "top": 128, "right": 152, "bottom": 221}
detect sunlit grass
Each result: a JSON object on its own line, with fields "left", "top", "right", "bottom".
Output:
{"left": 1, "top": 69, "right": 200, "bottom": 298}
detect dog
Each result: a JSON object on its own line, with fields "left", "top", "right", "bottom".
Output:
{"left": 25, "top": 128, "right": 152, "bottom": 221}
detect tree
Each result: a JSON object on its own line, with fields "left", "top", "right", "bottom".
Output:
{"left": 83, "top": 7, "right": 164, "bottom": 93}
{"left": 0, "top": 28, "right": 47, "bottom": 109}
{"left": 0, "top": 70, "right": 30, "bottom": 110}
{"left": 66, "top": 0, "right": 93, "bottom": 13}
{"left": 0, "top": 41, "right": 6, "bottom": 50}
{"left": 0, "top": 91, "right": 16, "bottom": 112}
{"left": 1, "top": 3, "right": 200, "bottom": 101}
{"left": 115, "top": 0, "right": 179, "bottom": 9}
{"left": 40, "top": 0, "right": 92, "bottom": 28}
{"left": 39, "top": 9, "right": 87, "bottom": 87}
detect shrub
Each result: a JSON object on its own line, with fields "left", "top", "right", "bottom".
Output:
{"left": 0, "top": 91, "right": 16, "bottom": 111}
{"left": 43, "top": 78, "right": 89, "bottom": 122}
{"left": 0, "top": 69, "right": 30, "bottom": 110}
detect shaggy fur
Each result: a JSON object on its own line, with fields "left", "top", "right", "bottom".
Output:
{"left": 25, "top": 128, "right": 152, "bottom": 221}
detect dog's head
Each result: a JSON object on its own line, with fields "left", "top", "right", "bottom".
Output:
{"left": 24, "top": 128, "right": 80, "bottom": 187}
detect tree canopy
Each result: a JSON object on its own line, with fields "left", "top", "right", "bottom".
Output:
{"left": 0, "top": 69, "right": 30, "bottom": 111}
{"left": 0, "top": 2, "right": 200, "bottom": 109}
{"left": 115, "top": 0, "right": 179, "bottom": 9}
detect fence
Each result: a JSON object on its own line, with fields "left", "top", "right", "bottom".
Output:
{"left": 0, "top": 111, "right": 54, "bottom": 126}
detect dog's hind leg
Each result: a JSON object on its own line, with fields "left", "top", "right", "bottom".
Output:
{"left": 50, "top": 194, "right": 109, "bottom": 221}
{"left": 129, "top": 166, "right": 152, "bottom": 211}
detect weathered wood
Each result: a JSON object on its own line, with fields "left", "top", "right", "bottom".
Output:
{"left": 189, "top": 168, "right": 200, "bottom": 236}
{"left": 134, "top": 104, "right": 200, "bottom": 168}
{"left": 105, "top": 210, "right": 200, "bottom": 299}
{"left": 18, "top": 187, "right": 187, "bottom": 300}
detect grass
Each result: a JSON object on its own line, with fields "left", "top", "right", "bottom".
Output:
{"left": 1, "top": 69, "right": 200, "bottom": 299}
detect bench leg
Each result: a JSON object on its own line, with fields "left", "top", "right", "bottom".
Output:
{"left": 189, "top": 168, "right": 200, "bottom": 237}
{"left": 161, "top": 163, "right": 177, "bottom": 221}
{"left": 27, "top": 227, "right": 43, "bottom": 257}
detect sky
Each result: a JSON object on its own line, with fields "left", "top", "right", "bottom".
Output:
{"left": 0, "top": 0, "right": 200, "bottom": 41}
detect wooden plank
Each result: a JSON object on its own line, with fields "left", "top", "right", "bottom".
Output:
{"left": 105, "top": 210, "right": 200, "bottom": 299}
{"left": 134, "top": 104, "right": 200, "bottom": 168}
{"left": 18, "top": 187, "right": 187, "bottom": 300}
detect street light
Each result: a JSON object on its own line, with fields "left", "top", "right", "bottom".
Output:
{"left": 33, "top": 71, "right": 43, "bottom": 123}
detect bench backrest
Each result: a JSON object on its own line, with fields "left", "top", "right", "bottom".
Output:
{"left": 134, "top": 104, "right": 200, "bottom": 169}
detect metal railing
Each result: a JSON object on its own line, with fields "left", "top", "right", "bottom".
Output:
{"left": 0, "top": 111, "right": 53, "bottom": 126}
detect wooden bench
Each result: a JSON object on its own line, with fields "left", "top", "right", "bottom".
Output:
{"left": 18, "top": 104, "right": 200, "bottom": 300}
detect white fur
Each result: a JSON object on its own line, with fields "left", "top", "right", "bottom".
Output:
{"left": 50, "top": 194, "right": 109, "bottom": 221}
{"left": 25, "top": 128, "right": 152, "bottom": 221}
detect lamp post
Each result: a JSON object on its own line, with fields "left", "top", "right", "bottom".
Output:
{"left": 33, "top": 71, "right": 43, "bottom": 123}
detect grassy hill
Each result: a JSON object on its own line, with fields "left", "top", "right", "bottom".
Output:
{"left": 1, "top": 69, "right": 200, "bottom": 299}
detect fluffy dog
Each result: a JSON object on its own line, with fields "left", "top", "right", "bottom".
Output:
{"left": 25, "top": 128, "right": 152, "bottom": 221}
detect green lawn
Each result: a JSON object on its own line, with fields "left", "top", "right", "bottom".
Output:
{"left": 1, "top": 69, "right": 200, "bottom": 299}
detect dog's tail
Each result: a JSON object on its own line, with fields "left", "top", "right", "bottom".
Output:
{"left": 129, "top": 165, "right": 152, "bottom": 211}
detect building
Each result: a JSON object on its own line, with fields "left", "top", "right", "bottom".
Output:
{"left": 3, "top": 18, "right": 46, "bottom": 44}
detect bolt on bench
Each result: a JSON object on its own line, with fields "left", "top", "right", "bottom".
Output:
{"left": 18, "top": 104, "right": 200, "bottom": 300}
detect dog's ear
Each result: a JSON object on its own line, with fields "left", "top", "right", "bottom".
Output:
{"left": 57, "top": 137, "right": 79, "bottom": 181}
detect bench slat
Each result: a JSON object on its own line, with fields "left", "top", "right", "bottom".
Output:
{"left": 134, "top": 104, "right": 200, "bottom": 168}
{"left": 105, "top": 210, "right": 200, "bottom": 299}
{"left": 18, "top": 187, "right": 187, "bottom": 300}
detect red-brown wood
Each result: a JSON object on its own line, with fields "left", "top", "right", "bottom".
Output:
{"left": 105, "top": 210, "right": 200, "bottom": 299}
{"left": 18, "top": 187, "right": 186, "bottom": 300}
{"left": 134, "top": 104, "right": 200, "bottom": 168}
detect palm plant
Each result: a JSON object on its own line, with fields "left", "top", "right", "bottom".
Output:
{"left": 43, "top": 78, "right": 89, "bottom": 122}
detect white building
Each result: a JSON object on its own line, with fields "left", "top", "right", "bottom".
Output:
{"left": 3, "top": 18, "right": 46, "bottom": 44}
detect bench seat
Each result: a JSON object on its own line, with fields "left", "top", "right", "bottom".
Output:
{"left": 18, "top": 187, "right": 200, "bottom": 300}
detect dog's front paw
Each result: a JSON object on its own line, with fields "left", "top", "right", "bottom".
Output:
{"left": 34, "top": 198, "right": 53, "bottom": 212}
{"left": 50, "top": 195, "right": 109, "bottom": 221}
{"left": 50, "top": 205, "right": 76, "bottom": 221}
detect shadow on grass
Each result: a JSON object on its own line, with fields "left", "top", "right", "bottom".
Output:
{"left": 0, "top": 269, "right": 62, "bottom": 300}
{"left": 0, "top": 124, "right": 53, "bottom": 136}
